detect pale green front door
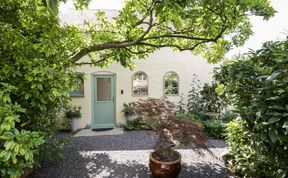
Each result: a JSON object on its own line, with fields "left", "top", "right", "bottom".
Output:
{"left": 92, "top": 75, "right": 115, "bottom": 129}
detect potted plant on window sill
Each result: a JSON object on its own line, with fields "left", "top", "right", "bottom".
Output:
{"left": 149, "top": 118, "right": 208, "bottom": 178}
{"left": 65, "top": 105, "right": 82, "bottom": 132}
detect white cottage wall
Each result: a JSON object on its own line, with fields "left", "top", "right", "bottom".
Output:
{"left": 70, "top": 48, "right": 216, "bottom": 129}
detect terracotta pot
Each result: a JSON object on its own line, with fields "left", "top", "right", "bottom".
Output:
{"left": 149, "top": 150, "right": 181, "bottom": 178}
{"left": 20, "top": 167, "right": 34, "bottom": 178}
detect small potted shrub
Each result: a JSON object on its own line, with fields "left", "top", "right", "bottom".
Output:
{"left": 65, "top": 105, "right": 82, "bottom": 132}
{"left": 121, "top": 103, "right": 137, "bottom": 121}
{"left": 149, "top": 118, "right": 208, "bottom": 178}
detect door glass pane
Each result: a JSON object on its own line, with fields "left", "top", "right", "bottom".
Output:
{"left": 97, "top": 77, "right": 111, "bottom": 101}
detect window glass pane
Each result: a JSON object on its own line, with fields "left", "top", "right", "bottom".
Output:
{"left": 133, "top": 72, "right": 148, "bottom": 96}
{"left": 79, "top": 81, "right": 84, "bottom": 93}
{"left": 164, "top": 72, "right": 179, "bottom": 95}
{"left": 69, "top": 77, "right": 84, "bottom": 96}
{"left": 97, "top": 78, "right": 111, "bottom": 101}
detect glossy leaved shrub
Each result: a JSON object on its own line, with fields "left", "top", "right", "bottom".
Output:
{"left": 215, "top": 39, "right": 288, "bottom": 177}
{"left": 0, "top": 84, "right": 45, "bottom": 177}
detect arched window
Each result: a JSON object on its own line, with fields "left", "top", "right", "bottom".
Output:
{"left": 132, "top": 72, "right": 148, "bottom": 96}
{"left": 164, "top": 72, "right": 179, "bottom": 95}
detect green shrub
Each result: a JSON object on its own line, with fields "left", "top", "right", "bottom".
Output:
{"left": 187, "top": 75, "right": 226, "bottom": 115}
{"left": 121, "top": 103, "right": 135, "bottom": 117}
{"left": 175, "top": 113, "right": 226, "bottom": 138}
{"left": 220, "top": 110, "right": 238, "bottom": 123}
{"left": 175, "top": 112, "right": 204, "bottom": 123}
{"left": 203, "top": 119, "right": 225, "bottom": 139}
{"left": 225, "top": 119, "right": 270, "bottom": 177}
{"left": 0, "top": 1, "right": 84, "bottom": 174}
{"left": 200, "top": 83, "right": 226, "bottom": 113}
{"left": 123, "top": 117, "right": 143, "bottom": 131}
{"left": 0, "top": 88, "right": 44, "bottom": 178}
{"left": 65, "top": 105, "right": 82, "bottom": 120}
{"left": 187, "top": 74, "right": 204, "bottom": 115}
{"left": 215, "top": 40, "right": 288, "bottom": 177}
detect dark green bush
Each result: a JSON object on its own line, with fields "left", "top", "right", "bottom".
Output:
{"left": 175, "top": 113, "right": 226, "bottom": 138}
{"left": 220, "top": 110, "right": 239, "bottom": 123}
{"left": 121, "top": 103, "right": 135, "bottom": 117}
{"left": 187, "top": 75, "right": 226, "bottom": 115}
{"left": 65, "top": 105, "right": 82, "bottom": 119}
{"left": 203, "top": 119, "right": 225, "bottom": 139}
{"left": 0, "top": 85, "right": 45, "bottom": 177}
{"left": 0, "top": 1, "right": 82, "bottom": 175}
{"left": 225, "top": 119, "right": 270, "bottom": 177}
{"left": 175, "top": 112, "right": 204, "bottom": 123}
{"left": 200, "top": 83, "right": 226, "bottom": 113}
{"left": 215, "top": 39, "right": 288, "bottom": 177}
{"left": 123, "top": 117, "right": 143, "bottom": 131}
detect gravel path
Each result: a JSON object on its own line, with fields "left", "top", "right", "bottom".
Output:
{"left": 29, "top": 131, "right": 234, "bottom": 178}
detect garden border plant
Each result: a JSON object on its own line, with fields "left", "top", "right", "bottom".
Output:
{"left": 214, "top": 39, "right": 288, "bottom": 177}
{"left": 122, "top": 97, "right": 176, "bottom": 130}
{"left": 187, "top": 75, "right": 227, "bottom": 118}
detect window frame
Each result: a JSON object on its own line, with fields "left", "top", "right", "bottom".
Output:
{"left": 132, "top": 71, "right": 149, "bottom": 97}
{"left": 163, "top": 71, "right": 179, "bottom": 96}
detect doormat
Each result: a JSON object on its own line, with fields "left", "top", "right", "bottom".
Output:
{"left": 92, "top": 128, "right": 113, "bottom": 132}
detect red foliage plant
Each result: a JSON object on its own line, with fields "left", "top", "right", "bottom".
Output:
{"left": 153, "top": 119, "right": 208, "bottom": 161}
{"left": 130, "top": 97, "right": 175, "bottom": 119}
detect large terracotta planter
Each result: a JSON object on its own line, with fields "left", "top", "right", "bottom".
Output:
{"left": 149, "top": 150, "right": 181, "bottom": 178}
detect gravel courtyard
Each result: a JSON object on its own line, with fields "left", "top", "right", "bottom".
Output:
{"left": 29, "top": 131, "right": 234, "bottom": 178}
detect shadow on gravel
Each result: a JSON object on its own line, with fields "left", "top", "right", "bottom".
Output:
{"left": 30, "top": 152, "right": 232, "bottom": 178}
{"left": 64, "top": 131, "right": 227, "bottom": 152}
{"left": 181, "top": 163, "right": 233, "bottom": 178}
{"left": 29, "top": 131, "right": 232, "bottom": 178}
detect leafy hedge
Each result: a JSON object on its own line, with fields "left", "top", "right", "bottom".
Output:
{"left": 0, "top": 1, "right": 81, "bottom": 176}
{"left": 215, "top": 39, "right": 288, "bottom": 177}
{"left": 0, "top": 84, "right": 44, "bottom": 177}
{"left": 175, "top": 113, "right": 226, "bottom": 139}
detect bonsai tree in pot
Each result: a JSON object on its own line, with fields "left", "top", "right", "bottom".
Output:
{"left": 149, "top": 118, "right": 208, "bottom": 178}
{"left": 65, "top": 105, "right": 82, "bottom": 132}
